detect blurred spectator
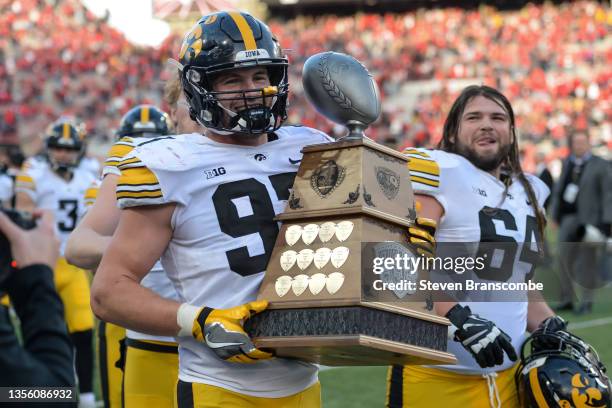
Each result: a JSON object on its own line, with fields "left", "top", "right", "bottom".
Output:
{"left": 550, "top": 130, "right": 612, "bottom": 314}
{"left": 534, "top": 151, "right": 553, "bottom": 209}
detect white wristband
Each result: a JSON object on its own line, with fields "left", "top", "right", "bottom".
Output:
{"left": 177, "top": 303, "right": 202, "bottom": 337}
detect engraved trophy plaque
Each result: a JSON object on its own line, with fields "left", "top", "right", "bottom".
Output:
{"left": 246, "top": 52, "right": 455, "bottom": 366}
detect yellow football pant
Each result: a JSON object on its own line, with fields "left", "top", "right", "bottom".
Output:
{"left": 124, "top": 339, "right": 179, "bottom": 408}
{"left": 54, "top": 257, "right": 94, "bottom": 333}
{"left": 175, "top": 381, "right": 321, "bottom": 408}
{"left": 386, "top": 364, "right": 520, "bottom": 408}
{"left": 98, "top": 321, "right": 126, "bottom": 408}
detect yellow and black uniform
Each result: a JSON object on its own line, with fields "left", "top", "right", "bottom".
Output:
{"left": 116, "top": 127, "right": 332, "bottom": 407}
{"left": 176, "top": 382, "right": 321, "bottom": 408}
{"left": 98, "top": 320, "right": 126, "bottom": 408}
{"left": 387, "top": 148, "right": 550, "bottom": 408}
{"left": 15, "top": 162, "right": 96, "bottom": 334}
{"left": 104, "top": 137, "right": 180, "bottom": 407}
{"left": 387, "top": 365, "right": 520, "bottom": 408}
{"left": 15, "top": 158, "right": 96, "bottom": 397}
{"left": 83, "top": 179, "right": 126, "bottom": 408}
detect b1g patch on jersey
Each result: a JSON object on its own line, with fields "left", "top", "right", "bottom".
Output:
{"left": 204, "top": 167, "right": 226, "bottom": 179}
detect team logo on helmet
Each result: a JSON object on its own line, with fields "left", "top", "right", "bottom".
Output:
{"left": 179, "top": 24, "right": 203, "bottom": 63}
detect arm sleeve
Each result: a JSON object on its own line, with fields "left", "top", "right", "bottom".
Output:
{"left": 403, "top": 148, "right": 447, "bottom": 211}
{"left": 0, "top": 264, "right": 75, "bottom": 387}
{"left": 83, "top": 180, "right": 100, "bottom": 208}
{"left": 14, "top": 170, "right": 37, "bottom": 201}
{"left": 116, "top": 154, "right": 167, "bottom": 208}
{"left": 102, "top": 136, "right": 136, "bottom": 177}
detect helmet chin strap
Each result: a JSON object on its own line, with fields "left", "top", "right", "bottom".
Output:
{"left": 210, "top": 97, "right": 277, "bottom": 135}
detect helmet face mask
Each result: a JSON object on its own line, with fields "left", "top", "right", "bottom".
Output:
{"left": 178, "top": 12, "right": 289, "bottom": 136}
{"left": 47, "top": 147, "right": 81, "bottom": 173}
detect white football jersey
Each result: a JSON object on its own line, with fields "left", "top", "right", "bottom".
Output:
{"left": 405, "top": 148, "right": 549, "bottom": 374}
{"left": 16, "top": 161, "right": 96, "bottom": 256}
{"left": 117, "top": 126, "right": 332, "bottom": 398}
{"left": 102, "top": 136, "right": 180, "bottom": 343}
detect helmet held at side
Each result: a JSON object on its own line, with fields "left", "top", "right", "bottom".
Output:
{"left": 516, "top": 330, "right": 611, "bottom": 408}
{"left": 117, "top": 105, "right": 172, "bottom": 138}
{"left": 178, "top": 11, "right": 289, "bottom": 135}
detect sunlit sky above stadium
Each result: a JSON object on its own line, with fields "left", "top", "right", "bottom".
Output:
{"left": 82, "top": 0, "right": 171, "bottom": 46}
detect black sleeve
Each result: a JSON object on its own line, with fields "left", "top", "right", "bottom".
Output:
{"left": 0, "top": 264, "right": 75, "bottom": 387}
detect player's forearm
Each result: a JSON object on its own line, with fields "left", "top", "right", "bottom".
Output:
{"left": 91, "top": 268, "right": 181, "bottom": 337}
{"left": 65, "top": 227, "right": 111, "bottom": 270}
{"left": 526, "top": 293, "right": 555, "bottom": 332}
{"left": 434, "top": 301, "right": 458, "bottom": 318}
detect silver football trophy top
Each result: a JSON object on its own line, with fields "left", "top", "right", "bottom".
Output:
{"left": 302, "top": 52, "right": 381, "bottom": 140}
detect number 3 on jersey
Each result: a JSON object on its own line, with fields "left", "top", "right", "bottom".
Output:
{"left": 58, "top": 199, "right": 78, "bottom": 232}
{"left": 212, "top": 172, "right": 296, "bottom": 277}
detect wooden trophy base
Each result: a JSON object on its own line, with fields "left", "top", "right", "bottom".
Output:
{"left": 245, "top": 305, "right": 456, "bottom": 366}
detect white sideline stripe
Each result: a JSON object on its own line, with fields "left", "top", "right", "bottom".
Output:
{"left": 569, "top": 316, "right": 612, "bottom": 330}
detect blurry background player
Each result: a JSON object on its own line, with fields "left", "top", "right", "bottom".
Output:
{"left": 67, "top": 104, "right": 180, "bottom": 407}
{"left": 22, "top": 117, "right": 100, "bottom": 180}
{"left": 550, "top": 129, "right": 612, "bottom": 315}
{"left": 14, "top": 120, "right": 97, "bottom": 407}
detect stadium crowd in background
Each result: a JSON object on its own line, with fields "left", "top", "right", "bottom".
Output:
{"left": 1, "top": 0, "right": 609, "bottom": 171}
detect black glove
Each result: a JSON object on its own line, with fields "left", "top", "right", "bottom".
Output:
{"left": 446, "top": 304, "right": 518, "bottom": 368}
{"left": 530, "top": 315, "right": 569, "bottom": 352}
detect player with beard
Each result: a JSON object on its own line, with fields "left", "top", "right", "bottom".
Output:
{"left": 387, "top": 85, "right": 570, "bottom": 407}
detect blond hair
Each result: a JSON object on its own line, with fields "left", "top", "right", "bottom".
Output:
{"left": 164, "top": 70, "right": 182, "bottom": 109}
